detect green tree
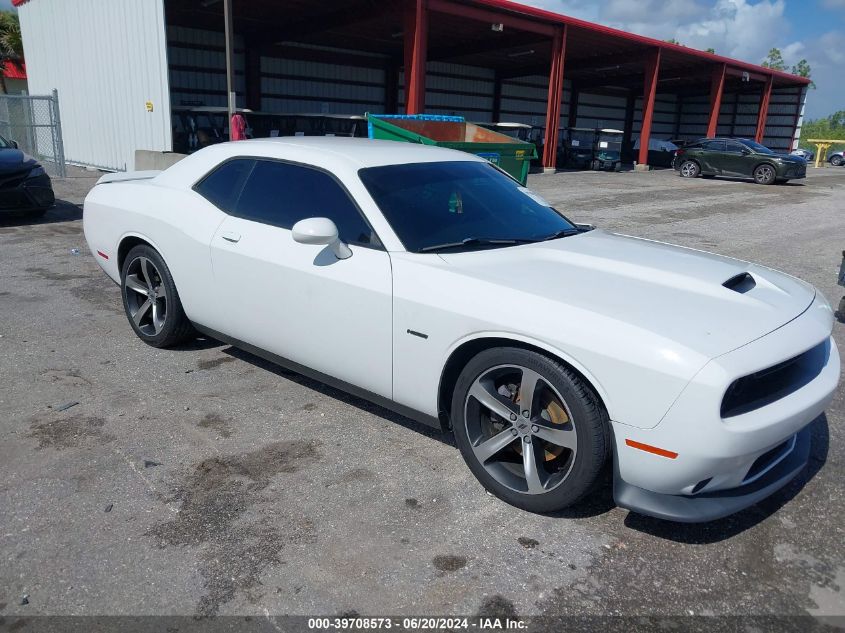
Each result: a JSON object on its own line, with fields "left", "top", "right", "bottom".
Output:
{"left": 798, "top": 111, "right": 845, "bottom": 152}
{"left": 761, "top": 47, "right": 786, "bottom": 71}
{"left": 706, "top": 47, "right": 716, "bottom": 54}
{"left": 665, "top": 38, "right": 681, "bottom": 45}
{"left": 790, "top": 58, "right": 815, "bottom": 89}
{"left": 0, "top": 11, "right": 23, "bottom": 95}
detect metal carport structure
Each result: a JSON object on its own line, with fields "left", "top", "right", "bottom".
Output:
{"left": 16, "top": 0, "right": 811, "bottom": 172}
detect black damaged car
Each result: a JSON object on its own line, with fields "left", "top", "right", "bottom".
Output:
{"left": 0, "top": 135, "right": 55, "bottom": 217}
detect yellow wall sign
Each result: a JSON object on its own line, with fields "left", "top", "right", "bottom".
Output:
{"left": 145, "top": 101, "right": 154, "bottom": 112}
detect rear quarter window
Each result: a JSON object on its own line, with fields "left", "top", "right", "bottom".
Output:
{"left": 194, "top": 158, "right": 255, "bottom": 212}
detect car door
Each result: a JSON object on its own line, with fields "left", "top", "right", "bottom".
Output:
{"left": 698, "top": 140, "right": 727, "bottom": 174}
{"left": 722, "top": 140, "right": 754, "bottom": 176}
{"left": 203, "top": 158, "right": 393, "bottom": 399}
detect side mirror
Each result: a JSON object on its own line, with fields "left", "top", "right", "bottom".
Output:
{"left": 291, "top": 217, "right": 352, "bottom": 260}
{"left": 741, "top": 148, "right": 751, "bottom": 155}
{"left": 9, "top": 140, "right": 18, "bottom": 149}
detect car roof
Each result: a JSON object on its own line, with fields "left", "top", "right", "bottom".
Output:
{"left": 154, "top": 137, "right": 485, "bottom": 188}
{"left": 216, "top": 137, "right": 481, "bottom": 167}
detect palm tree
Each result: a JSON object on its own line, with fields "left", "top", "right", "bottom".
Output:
{"left": 0, "top": 11, "right": 24, "bottom": 95}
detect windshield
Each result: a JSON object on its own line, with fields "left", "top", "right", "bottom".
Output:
{"left": 740, "top": 139, "right": 775, "bottom": 154}
{"left": 358, "top": 161, "right": 577, "bottom": 253}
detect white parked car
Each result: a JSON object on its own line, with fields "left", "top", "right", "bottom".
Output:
{"left": 83, "top": 138, "right": 840, "bottom": 522}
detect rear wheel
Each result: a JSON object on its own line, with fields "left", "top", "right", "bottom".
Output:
{"left": 831, "top": 155, "right": 844, "bottom": 167}
{"left": 121, "top": 245, "right": 193, "bottom": 348}
{"left": 679, "top": 160, "right": 700, "bottom": 178}
{"left": 753, "top": 164, "right": 776, "bottom": 185}
{"left": 451, "top": 347, "right": 608, "bottom": 513}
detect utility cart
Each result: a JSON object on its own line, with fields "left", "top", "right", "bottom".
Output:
{"left": 592, "top": 128, "right": 624, "bottom": 171}
{"left": 564, "top": 127, "right": 595, "bottom": 169}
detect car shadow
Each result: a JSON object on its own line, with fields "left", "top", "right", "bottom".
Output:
{"left": 0, "top": 200, "right": 81, "bottom": 227}
{"left": 622, "top": 413, "right": 829, "bottom": 543}
{"left": 220, "top": 344, "right": 454, "bottom": 446}
{"left": 170, "top": 334, "right": 227, "bottom": 352}
{"left": 171, "top": 335, "right": 829, "bottom": 528}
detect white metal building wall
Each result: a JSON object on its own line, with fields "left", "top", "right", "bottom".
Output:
{"left": 765, "top": 86, "right": 804, "bottom": 151}
{"left": 18, "top": 0, "right": 172, "bottom": 171}
{"left": 576, "top": 91, "right": 627, "bottom": 130}
{"left": 262, "top": 48, "right": 386, "bottom": 114}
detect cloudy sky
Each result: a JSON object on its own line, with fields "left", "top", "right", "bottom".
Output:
{"left": 3, "top": 0, "right": 841, "bottom": 119}
{"left": 522, "top": 0, "right": 844, "bottom": 119}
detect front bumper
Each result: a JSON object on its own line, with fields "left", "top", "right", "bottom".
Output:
{"left": 780, "top": 163, "right": 806, "bottom": 179}
{"left": 614, "top": 425, "right": 810, "bottom": 522}
{"left": 611, "top": 294, "right": 839, "bottom": 522}
{"left": 0, "top": 173, "right": 55, "bottom": 212}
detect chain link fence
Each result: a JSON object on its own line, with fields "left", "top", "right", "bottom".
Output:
{"left": 0, "top": 90, "right": 66, "bottom": 178}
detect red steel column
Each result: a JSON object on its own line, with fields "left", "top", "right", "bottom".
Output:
{"left": 637, "top": 47, "right": 661, "bottom": 168}
{"left": 542, "top": 25, "right": 567, "bottom": 170}
{"left": 755, "top": 75, "right": 773, "bottom": 143}
{"left": 706, "top": 63, "right": 726, "bottom": 138}
{"left": 404, "top": 0, "right": 428, "bottom": 114}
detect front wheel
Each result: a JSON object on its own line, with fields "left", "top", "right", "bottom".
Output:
{"left": 451, "top": 348, "right": 609, "bottom": 513}
{"left": 753, "top": 164, "right": 776, "bottom": 185}
{"left": 831, "top": 155, "right": 844, "bottom": 167}
{"left": 679, "top": 160, "right": 700, "bottom": 178}
{"left": 121, "top": 245, "right": 194, "bottom": 348}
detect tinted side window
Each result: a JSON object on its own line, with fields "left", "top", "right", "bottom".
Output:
{"left": 235, "top": 160, "right": 379, "bottom": 247}
{"left": 703, "top": 140, "right": 726, "bottom": 151}
{"left": 194, "top": 159, "right": 255, "bottom": 212}
{"left": 725, "top": 141, "right": 746, "bottom": 153}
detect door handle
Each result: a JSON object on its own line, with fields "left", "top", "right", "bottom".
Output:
{"left": 221, "top": 231, "right": 241, "bottom": 243}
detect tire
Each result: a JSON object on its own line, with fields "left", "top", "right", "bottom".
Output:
{"left": 678, "top": 160, "right": 700, "bottom": 178}
{"left": 753, "top": 163, "right": 776, "bottom": 185}
{"left": 120, "top": 244, "right": 194, "bottom": 348}
{"left": 451, "top": 347, "right": 609, "bottom": 513}
{"left": 831, "top": 155, "right": 844, "bottom": 167}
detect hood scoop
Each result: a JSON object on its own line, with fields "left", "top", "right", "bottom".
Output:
{"left": 723, "top": 272, "right": 756, "bottom": 294}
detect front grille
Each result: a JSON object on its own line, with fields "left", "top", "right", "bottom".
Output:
{"left": 721, "top": 340, "right": 829, "bottom": 418}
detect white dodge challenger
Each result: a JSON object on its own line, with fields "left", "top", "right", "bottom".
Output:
{"left": 83, "top": 137, "right": 840, "bottom": 522}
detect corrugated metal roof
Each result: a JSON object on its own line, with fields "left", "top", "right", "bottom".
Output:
{"left": 15, "top": 0, "right": 811, "bottom": 86}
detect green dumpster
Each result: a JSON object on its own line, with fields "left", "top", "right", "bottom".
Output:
{"left": 367, "top": 114, "right": 537, "bottom": 185}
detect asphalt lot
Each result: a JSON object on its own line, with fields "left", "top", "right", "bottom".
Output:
{"left": 1, "top": 164, "right": 844, "bottom": 622}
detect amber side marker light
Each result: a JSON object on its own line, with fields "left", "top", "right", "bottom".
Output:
{"left": 625, "top": 439, "right": 678, "bottom": 459}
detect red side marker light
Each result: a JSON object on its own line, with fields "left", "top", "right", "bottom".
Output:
{"left": 97, "top": 250, "right": 109, "bottom": 260}
{"left": 625, "top": 439, "right": 678, "bottom": 459}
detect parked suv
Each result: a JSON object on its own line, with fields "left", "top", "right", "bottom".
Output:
{"left": 674, "top": 138, "right": 806, "bottom": 185}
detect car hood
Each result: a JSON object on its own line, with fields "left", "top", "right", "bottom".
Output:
{"left": 0, "top": 148, "right": 38, "bottom": 173}
{"left": 438, "top": 229, "right": 815, "bottom": 359}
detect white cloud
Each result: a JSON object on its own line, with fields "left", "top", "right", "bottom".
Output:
{"left": 521, "top": 0, "right": 842, "bottom": 118}
{"left": 673, "top": 0, "right": 790, "bottom": 61}
{"left": 818, "top": 31, "right": 845, "bottom": 64}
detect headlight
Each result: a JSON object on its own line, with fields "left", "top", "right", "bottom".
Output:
{"left": 29, "top": 165, "right": 46, "bottom": 177}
